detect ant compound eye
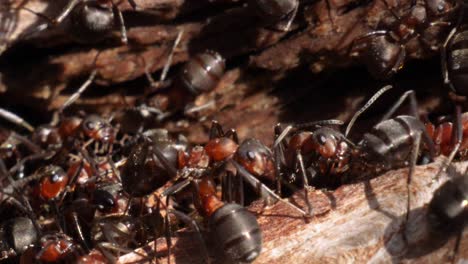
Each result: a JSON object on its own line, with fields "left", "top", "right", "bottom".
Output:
{"left": 318, "top": 134, "right": 327, "bottom": 145}
{"left": 85, "top": 121, "right": 96, "bottom": 131}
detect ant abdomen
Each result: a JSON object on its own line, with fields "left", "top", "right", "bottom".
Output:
{"left": 359, "top": 115, "right": 427, "bottom": 169}
{"left": 446, "top": 28, "right": 468, "bottom": 95}
{"left": 209, "top": 203, "right": 262, "bottom": 263}
{"left": 428, "top": 172, "right": 468, "bottom": 229}
{"left": 0, "top": 217, "right": 38, "bottom": 257}
{"left": 68, "top": 2, "right": 116, "bottom": 43}
{"left": 363, "top": 35, "right": 403, "bottom": 79}
{"left": 179, "top": 51, "right": 226, "bottom": 95}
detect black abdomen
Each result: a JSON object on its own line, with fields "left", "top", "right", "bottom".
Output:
{"left": 209, "top": 203, "right": 262, "bottom": 263}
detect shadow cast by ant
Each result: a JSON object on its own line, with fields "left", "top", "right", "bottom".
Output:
{"left": 363, "top": 179, "right": 398, "bottom": 221}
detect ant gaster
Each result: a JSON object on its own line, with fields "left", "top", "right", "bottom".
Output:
{"left": 0, "top": 217, "right": 38, "bottom": 260}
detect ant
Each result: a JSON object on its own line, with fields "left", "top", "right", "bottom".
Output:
{"left": 134, "top": 47, "right": 226, "bottom": 123}
{"left": 162, "top": 175, "right": 262, "bottom": 263}
{"left": 19, "top": 0, "right": 138, "bottom": 44}
{"left": 273, "top": 86, "right": 451, "bottom": 216}
{"left": 348, "top": 0, "right": 457, "bottom": 78}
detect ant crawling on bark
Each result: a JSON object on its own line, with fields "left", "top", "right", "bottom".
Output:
{"left": 348, "top": 0, "right": 458, "bottom": 78}
{"left": 273, "top": 86, "right": 458, "bottom": 216}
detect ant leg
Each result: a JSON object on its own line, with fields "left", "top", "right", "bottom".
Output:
{"left": 273, "top": 123, "right": 293, "bottom": 148}
{"left": 126, "top": 0, "right": 138, "bottom": 10}
{"left": 209, "top": 120, "right": 225, "bottom": 139}
{"left": 389, "top": 46, "right": 406, "bottom": 75}
{"left": 168, "top": 209, "right": 210, "bottom": 263}
{"left": 433, "top": 105, "right": 463, "bottom": 182}
{"left": 69, "top": 211, "right": 90, "bottom": 252}
{"left": 0, "top": 108, "right": 34, "bottom": 132}
{"left": 231, "top": 160, "right": 306, "bottom": 215}
{"left": 403, "top": 131, "right": 422, "bottom": 241}
{"left": 272, "top": 2, "right": 298, "bottom": 32}
{"left": 222, "top": 170, "right": 233, "bottom": 203}
{"left": 380, "top": 90, "right": 418, "bottom": 121}
{"left": 274, "top": 124, "right": 287, "bottom": 196}
{"left": 59, "top": 51, "right": 102, "bottom": 113}
{"left": 449, "top": 228, "right": 463, "bottom": 264}
{"left": 441, "top": 27, "right": 458, "bottom": 91}
{"left": 110, "top": 0, "right": 127, "bottom": 44}
{"left": 296, "top": 151, "right": 313, "bottom": 216}
{"left": 144, "top": 30, "right": 182, "bottom": 90}
{"left": 237, "top": 168, "right": 244, "bottom": 206}
{"left": 59, "top": 70, "right": 98, "bottom": 113}
{"left": 55, "top": 0, "right": 82, "bottom": 24}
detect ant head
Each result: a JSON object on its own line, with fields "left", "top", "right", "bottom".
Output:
{"left": 234, "top": 139, "right": 275, "bottom": 181}
{"left": 308, "top": 127, "right": 346, "bottom": 159}
{"left": 68, "top": 1, "right": 115, "bottom": 43}
{"left": 82, "top": 115, "right": 115, "bottom": 144}
{"left": 37, "top": 165, "right": 69, "bottom": 200}
{"left": 205, "top": 137, "right": 239, "bottom": 162}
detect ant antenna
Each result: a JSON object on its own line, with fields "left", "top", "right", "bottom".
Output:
{"left": 345, "top": 85, "right": 393, "bottom": 137}
{"left": 0, "top": 108, "right": 34, "bottom": 132}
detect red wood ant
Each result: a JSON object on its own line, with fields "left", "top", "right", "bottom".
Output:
{"left": 273, "top": 86, "right": 444, "bottom": 215}
{"left": 137, "top": 48, "right": 226, "bottom": 122}
{"left": 348, "top": 0, "right": 457, "bottom": 78}
{"left": 162, "top": 175, "right": 262, "bottom": 263}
